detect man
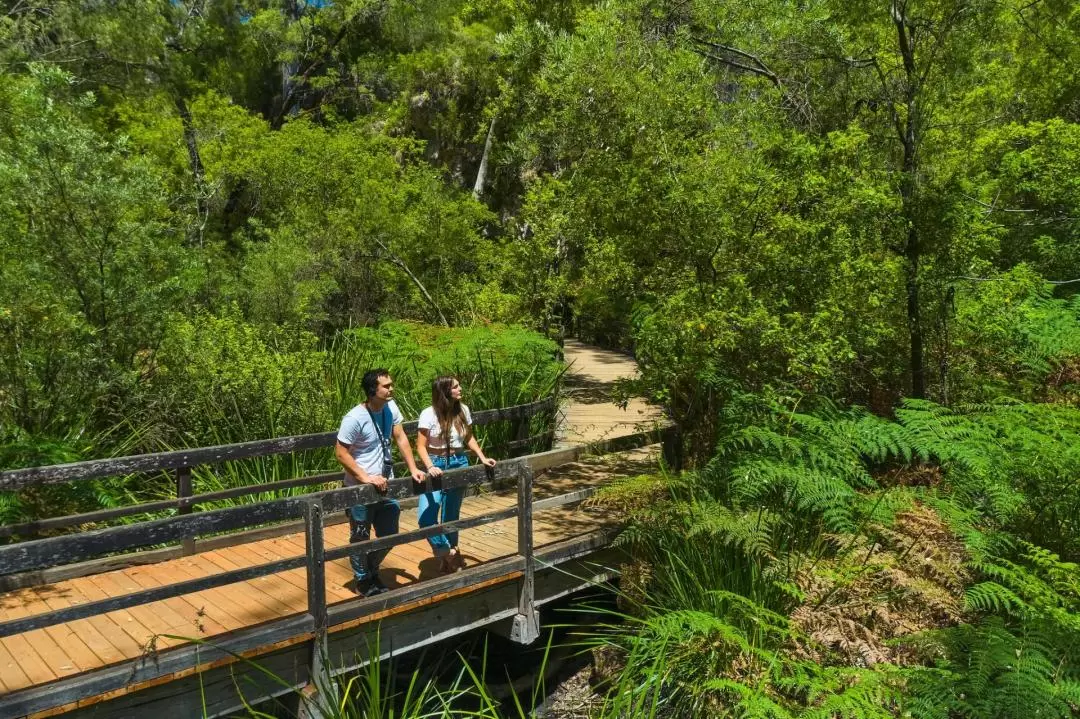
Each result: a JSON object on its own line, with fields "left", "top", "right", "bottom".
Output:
{"left": 335, "top": 368, "right": 426, "bottom": 597}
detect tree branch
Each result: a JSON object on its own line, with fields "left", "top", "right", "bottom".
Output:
{"left": 371, "top": 237, "right": 450, "bottom": 327}
{"left": 690, "top": 36, "right": 783, "bottom": 90}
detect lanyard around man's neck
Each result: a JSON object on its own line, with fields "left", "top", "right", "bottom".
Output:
{"left": 365, "top": 403, "right": 391, "bottom": 459}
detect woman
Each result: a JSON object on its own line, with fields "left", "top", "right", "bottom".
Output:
{"left": 416, "top": 376, "right": 497, "bottom": 573}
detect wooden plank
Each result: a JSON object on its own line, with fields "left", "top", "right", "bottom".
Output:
{"left": 118, "top": 567, "right": 229, "bottom": 638}
{"left": 130, "top": 562, "right": 230, "bottom": 638}
{"left": 468, "top": 522, "right": 518, "bottom": 559}
{"left": 0, "top": 634, "right": 57, "bottom": 687}
{"left": 52, "top": 580, "right": 148, "bottom": 659}
{"left": 199, "top": 551, "right": 298, "bottom": 621}
{"left": 0, "top": 635, "right": 31, "bottom": 692}
{"left": 242, "top": 539, "right": 316, "bottom": 597}
{"left": 0, "top": 587, "right": 92, "bottom": 680}
{"left": 21, "top": 626, "right": 84, "bottom": 678}
{"left": 223, "top": 545, "right": 309, "bottom": 615}
{"left": 0, "top": 594, "right": 60, "bottom": 690}
{"left": 114, "top": 570, "right": 195, "bottom": 633}
{"left": 0, "top": 550, "right": 306, "bottom": 638}
{"left": 82, "top": 572, "right": 182, "bottom": 651}
{"left": 158, "top": 558, "right": 254, "bottom": 632}
{"left": 30, "top": 586, "right": 127, "bottom": 670}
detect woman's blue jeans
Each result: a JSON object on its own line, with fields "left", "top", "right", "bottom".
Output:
{"left": 418, "top": 453, "right": 468, "bottom": 556}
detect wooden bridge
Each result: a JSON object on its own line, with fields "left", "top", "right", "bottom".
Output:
{"left": 0, "top": 341, "right": 666, "bottom": 718}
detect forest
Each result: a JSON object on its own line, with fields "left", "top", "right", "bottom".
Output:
{"left": 1, "top": 0, "right": 1079, "bottom": 716}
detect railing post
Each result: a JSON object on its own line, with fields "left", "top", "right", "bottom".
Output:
{"left": 301, "top": 498, "right": 333, "bottom": 719}
{"left": 510, "top": 464, "right": 539, "bottom": 644}
{"left": 175, "top": 466, "right": 195, "bottom": 555}
{"left": 661, "top": 424, "right": 683, "bottom": 473}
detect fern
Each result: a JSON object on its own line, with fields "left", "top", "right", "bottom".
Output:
{"left": 593, "top": 393, "right": 1080, "bottom": 717}
{"left": 906, "top": 620, "right": 1078, "bottom": 719}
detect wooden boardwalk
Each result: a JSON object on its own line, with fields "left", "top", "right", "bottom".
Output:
{"left": 556, "top": 340, "right": 663, "bottom": 447}
{"left": 0, "top": 341, "right": 661, "bottom": 715}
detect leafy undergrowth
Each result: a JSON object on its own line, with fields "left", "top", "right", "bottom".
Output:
{"left": 583, "top": 396, "right": 1080, "bottom": 718}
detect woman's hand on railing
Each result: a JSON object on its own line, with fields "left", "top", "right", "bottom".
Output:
{"left": 426, "top": 465, "right": 444, "bottom": 478}
{"left": 480, "top": 457, "right": 497, "bottom": 468}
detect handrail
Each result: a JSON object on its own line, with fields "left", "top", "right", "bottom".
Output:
{"left": 0, "top": 396, "right": 557, "bottom": 541}
{"left": 0, "top": 458, "right": 601, "bottom": 641}
{"left": 0, "top": 397, "right": 557, "bottom": 490}
{"left": 0, "top": 459, "right": 527, "bottom": 576}
{"left": 0, "top": 429, "right": 558, "bottom": 539}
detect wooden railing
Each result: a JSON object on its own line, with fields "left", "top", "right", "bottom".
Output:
{"left": 0, "top": 397, "right": 558, "bottom": 541}
{"left": 0, "top": 422, "right": 671, "bottom": 642}
{"left": 0, "top": 459, "right": 547, "bottom": 637}
{"left": 0, "top": 417, "right": 673, "bottom": 717}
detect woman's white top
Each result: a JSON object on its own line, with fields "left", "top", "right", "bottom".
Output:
{"left": 418, "top": 404, "right": 473, "bottom": 451}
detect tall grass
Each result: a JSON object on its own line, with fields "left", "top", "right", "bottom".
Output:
{"left": 2, "top": 322, "right": 563, "bottom": 531}
{"left": 214, "top": 630, "right": 572, "bottom": 719}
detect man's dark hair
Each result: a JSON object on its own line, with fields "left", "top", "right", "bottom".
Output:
{"left": 362, "top": 368, "right": 391, "bottom": 399}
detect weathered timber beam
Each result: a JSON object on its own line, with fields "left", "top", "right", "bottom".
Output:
{"left": 0, "top": 472, "right": 338, "bottom": 539}
{"left": 532, "top": 487, "right": 597, "bottom": 511}
{"left": 0, "top": 498, "right": 303, "bottom": 576}
{"left": 0, "top": 398, "right": 555, "bottom": 490}
{"left": 0, "top": 461, "right": 518, "bottom": 576}
{"left": 0, "top": 429, "right": 552, "bottom": 540}
{"left": 322, "top": 505, "right": 520, "bottom": 564}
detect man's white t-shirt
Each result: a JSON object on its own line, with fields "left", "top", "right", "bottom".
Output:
{"left": 418, "top": 404, "right": 473, "bottom": 452}
{"left": 336, "top": 400, "right": 403, "bottom": 485}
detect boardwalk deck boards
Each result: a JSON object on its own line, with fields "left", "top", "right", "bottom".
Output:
{"left": 0, "top": 341, "right": 662, "bottom": 715}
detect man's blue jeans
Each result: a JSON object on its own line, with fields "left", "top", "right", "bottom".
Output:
{"left": 417, "top": 453, "right": 468, "bottom": 556}
{"left": 347, "top": 498, "right": 400, "bottom": 582}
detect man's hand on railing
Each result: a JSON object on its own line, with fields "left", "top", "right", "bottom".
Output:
{"left": 365, "top": 474, "right": 388, "bottom": 493}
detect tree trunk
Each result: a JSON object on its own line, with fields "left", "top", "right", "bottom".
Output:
{"left": 174, "top": 95, "right": 208, "bottom": 249}
{"left": 905, "top": 223, "right": 925, "bottom": 398}
{"left": 473, "top": 116, "right": 497, "bottom": 200}
{"left": 893, "top": 0, "right": 925, "bottom": 398}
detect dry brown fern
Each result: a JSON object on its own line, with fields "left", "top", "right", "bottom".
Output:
{"left": 791, "top": 502, "right": 970, "bottom": 666}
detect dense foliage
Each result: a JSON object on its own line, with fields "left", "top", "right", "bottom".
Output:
{"left": 2, "top": 0, "right": 1080, "bottom": 716}
{"left": 0, "top": 322, "right": 561, "bottom": 527}
{"left": 591, "top": 396, "right": 1080, "bottom": 717}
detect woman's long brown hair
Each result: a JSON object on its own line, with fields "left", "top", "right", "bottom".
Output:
{"left": 431, "top": 376, "right": 470, "bottom": 453}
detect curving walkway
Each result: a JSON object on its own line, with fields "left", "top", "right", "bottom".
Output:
{"left": 556, "top": 339, "right": 664, "bottom": 447}
{"left": 0, "top": 340, "right": 662, "bottom": 709}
